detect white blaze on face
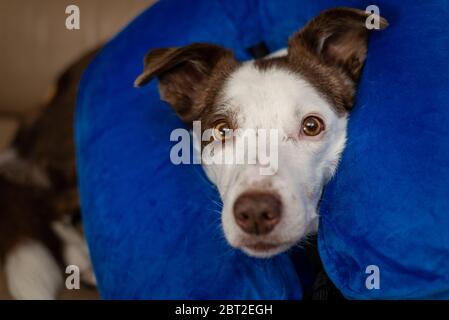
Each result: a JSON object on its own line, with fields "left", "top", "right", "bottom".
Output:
{"left": 202, "top": 62, "right": 348, "bottom": 257}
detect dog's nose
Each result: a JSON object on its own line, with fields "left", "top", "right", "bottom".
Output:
{"left": 233, "top": 191, "right": 282, "bottom": 235}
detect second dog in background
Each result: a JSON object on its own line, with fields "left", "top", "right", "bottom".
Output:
{"left": 0, "top": 50, "right": 98, "bottom": 299}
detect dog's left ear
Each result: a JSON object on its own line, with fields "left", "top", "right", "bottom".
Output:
{"left": 289, "top": 7, "right": 388, "bottom": 81}
{"left": 134, "top": 43, "right": 236, "bottom": 123}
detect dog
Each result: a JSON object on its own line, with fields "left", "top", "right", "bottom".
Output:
{"left": 135, "top": 7, "right": 388, "bottom": 260}
{"left": 0, "top": 50, "right": 98, "bottom": 299}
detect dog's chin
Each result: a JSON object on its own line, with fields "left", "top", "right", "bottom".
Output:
{"left": 239, "top": 241, "right": 295, "bottom": 258}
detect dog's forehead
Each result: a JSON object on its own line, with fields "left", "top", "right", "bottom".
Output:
{"left": 218, "top": 62, "right": 335, "bottom": 129}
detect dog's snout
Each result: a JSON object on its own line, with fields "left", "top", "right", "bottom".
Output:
{"left": 233, "top": 191, "right": 282, "bottom": 235}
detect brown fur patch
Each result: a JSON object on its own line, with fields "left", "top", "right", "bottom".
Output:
{"left": 137, "top": 7, "right": 387, "bottom": 120}
{"left": 135, "top": 43, "right": 240, "bottom": 123}
{"left": 1, "top": 49, "right": 98, "bottom": 268}
{"left": 286, "top": 7, "right": 388, "bottom": 113}
{"left": 288, "top": 7, "right": 387, "bottom": 81}
{"left": 253, "top": 56, "right": 355, "bottom": 115}
{"left": 0, "top": 176, "right": 63, "bottom": 266}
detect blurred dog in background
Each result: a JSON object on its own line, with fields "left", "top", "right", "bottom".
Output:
{"left": 0, "top": 50, "right": 98, "bottom": 299}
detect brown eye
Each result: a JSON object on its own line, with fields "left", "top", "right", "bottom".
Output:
{"left": 302, "top": 116, "right": 325, "bottom": 137}
{"left": 213, "top": 122, "right": 232, "bottom": 141}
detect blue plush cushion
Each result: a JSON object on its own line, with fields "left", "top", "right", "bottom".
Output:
{"left": 76, "top": 0, "right": 449, "bottom": 299}
{"left": 76, "top": 0, "right": 307, "bottom": 300}
{"left": 318, "top": 0, "right": 449, "bottom": 299}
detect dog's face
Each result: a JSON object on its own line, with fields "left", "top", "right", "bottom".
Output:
{"left": 136, "top": 8, "right": 387, "bottom": 257}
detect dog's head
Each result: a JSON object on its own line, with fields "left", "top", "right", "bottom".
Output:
{"left": 136, "top": 8, "right": 387, "bottom": 258}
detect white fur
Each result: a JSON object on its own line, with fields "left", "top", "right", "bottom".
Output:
{"left": 0, "top": 148, "right": 17, "bottom": 166}
{"left": 0, "top": 148, "right": 51, "bottom": 188}
{"left": 266, "top": 48, "right": 288, "bottom": 58}
{"left": 4, "top": 223, "right": 95, "bottom": 300}
{"left": 5, "top": 241, "right": 63, "bottom": 300}
{"left": 202, "top": 58, "right": 348, "bottom": 258}
{"left": 0, "top": 149, "right": 95, "bottom": 297}
{"left": 52, "top": 221, "right": 96, "bottom": 286}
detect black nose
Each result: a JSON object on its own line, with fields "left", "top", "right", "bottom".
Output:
{"left": 233, "top": 191, "right": 282, "bottom": 235}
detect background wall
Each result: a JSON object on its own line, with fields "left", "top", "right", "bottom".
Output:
{"left": 0, "top": 0, "right": 156, "bottom": 149}
{"left": 0, "top": 0, "right": 156, "bottom": 113}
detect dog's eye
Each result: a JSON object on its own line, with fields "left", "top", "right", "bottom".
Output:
{"left": 302, "top": 116, "right": 325, "bottom": 137}
{"left": 213, "top": 122, "right": 232, "bottom": 141}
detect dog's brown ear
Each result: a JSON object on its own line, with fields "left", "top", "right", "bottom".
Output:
{"left": 289, "top": 7, "right": 388, "bottom": 81}
{"left": 135, "top": 43, "right": 235, "bottom": 123}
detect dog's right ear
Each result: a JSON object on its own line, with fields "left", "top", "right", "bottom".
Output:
{"left": 135, "top": 43, "right": 235, "bottom": 123}
{"left": 289, "top": 7, "right": 388, "bottom": 82}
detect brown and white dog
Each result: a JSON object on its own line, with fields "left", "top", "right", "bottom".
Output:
{"left": 135, "top": 8, "right": 388, "bottom": 258}
{"left": 0, "top": 50, "right": 97, "bottom": 299}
